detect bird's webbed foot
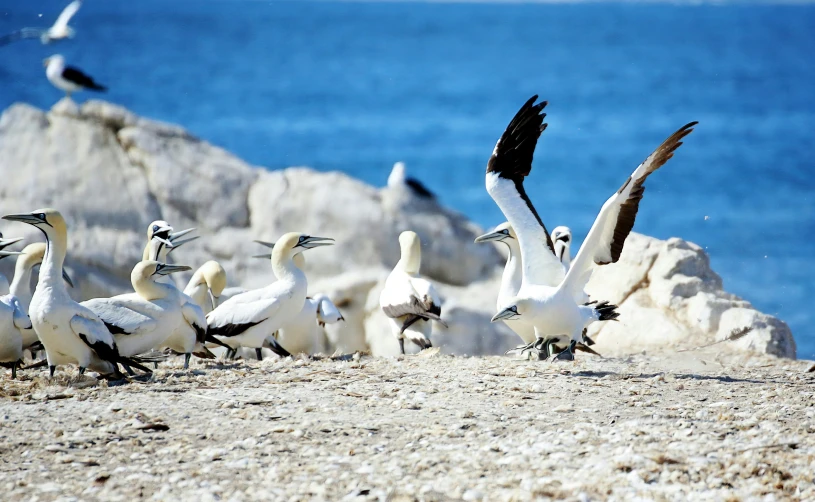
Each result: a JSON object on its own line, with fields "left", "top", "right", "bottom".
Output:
{"left": 552, "top": 340, "right": 577, "bottom": 362}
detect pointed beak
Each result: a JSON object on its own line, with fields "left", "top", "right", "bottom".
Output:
{"left": 155, "top": 264, "right": 192, "bottom": 276}
{"left": 167, "top": 235, "right": 199, "bottom": 253}
{"left": 297, "top": 236, "right": 335, "bottom": 249}
{"left": 209, "top": 290, "right": 219, "bottom": 311}
{"left": 490, "top": 307, "right": 519, "bottom": 323}
{"left": 3, "top": 213, "right": 43, "bottom": 226}
{"left": 0, "top": 236, "right": 24, "bottom": 250}
{"left": 474, "top": 231, "right": 505, "bottom": 244}
{"left": 0, "top": 251, "right": 24, "bottom": 260}
{"left": 169, "top": 228, "right": 196, "bottom": 241}
{"left": 62, "top": 269, "right": 75, "bottom": 288}
{"left": 254, "top": 240, "right": 275, "bottom": 249}
{"left": 252, "top": 254, "right": 273, "bottom": 259}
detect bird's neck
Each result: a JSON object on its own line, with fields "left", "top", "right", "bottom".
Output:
{"left": 39, "top": 232, "right": 67, "bottom": 289}
{"left": 144, "top": 240, "right": 169, "bottom": 262}
{"left": 500, "top": 242, "right": 523, "bottom": 302}
{"left": 273, "top": 255, "right": 306, "bottom": 284}
{"left": 555, "top": 243, "right": 571, "bottom": 268}
{"left": 9, "top": 259, "right": 34, "bottom": 297}
{"left": 134, "top": 277, "right": 176, "bottom": 301}
{"left": 184, "top": 280, "right": 207, "bottom": 310}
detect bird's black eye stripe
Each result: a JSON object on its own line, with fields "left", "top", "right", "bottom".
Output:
{"left": 37, "top": 213, "right": 47, "bottom": 221}
{"left": 511, "top": 306, "right": 518, "bottom": 313}
{"left": 501, "top": 229, "right": 510, "bottom": 235}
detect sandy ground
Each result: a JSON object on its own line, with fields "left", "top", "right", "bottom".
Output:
{"left": 0, "top": 350, "right": 814, "bottom": 502}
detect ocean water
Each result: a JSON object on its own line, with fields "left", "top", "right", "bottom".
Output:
{"left": 1, "top": 0, "right": 813, "bottom": 358}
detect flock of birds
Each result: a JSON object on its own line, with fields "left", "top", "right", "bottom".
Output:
{"left": 1, "top": 1, "right": 107, "bottom": 98}
{"left": 0, "top": 2, "right": 698, "bottom": 380}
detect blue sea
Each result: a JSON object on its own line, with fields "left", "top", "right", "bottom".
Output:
{"left": 1, "top": 0, "right": 813, "bottom": 358}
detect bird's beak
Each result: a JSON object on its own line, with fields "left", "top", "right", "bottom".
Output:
{"left": 62, "top": 270, "right": 75, "bottom": 288}
{"left": 252, "top": 254, "right": 272, "bottom": 259}
{"left": 2, "top": 213, "right": 44, "bottom": 226}
{"left": 0, "top": 236, "right": 24, "bottom": 250}
{"left": 296, "top": 236, "right": 335, "bottom": 249}
{"left": 166, "top": 236, "right": 199, "bottom": 254}
{"left": 0, "top": 251, "right": 24, "bottom": 260}
{"left": 155, "top": 264, "right": 192, "bottom": 276}
{"left": 169, "top": 228, "right": 196, "bottom": 241}
{"left": 474, "top": 231, "right": 506, "bottom": 243}
{"left": 491, "top": 307, "right": 520, "bottom": 322}
{"left": 254, "top": 240, "right": 275, "bottom": 249}
{"left": 209, "top": 291, "right": 219, "bottom": 311}
{"left": 42, "top": 57, "right": 51, "bottom": 67}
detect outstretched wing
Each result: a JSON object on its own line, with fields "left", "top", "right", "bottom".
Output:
{"left": 380, "top": 275, "right": 446, "bottom": 332}
{"left": 0, "top": 28, "right": 43, "bottom": 46}
{"left": 486, "top": 96, "right": 565, "bottom": 288}
{"left": 52, "top": 0, "right": 82, "bottom": 31}
{"left": 563, "top": 122, "right": 698, "bottom": 300}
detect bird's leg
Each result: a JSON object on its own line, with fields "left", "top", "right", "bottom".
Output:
{"left": 553, "top": 340, "right": 577, "bottom": 362}
{"left": 183, "top": 353, "right": 191, "bottom": 370}
{"left": 256, "top": 348, "right": 263, "bottom": 361}
{"left": 153, "top": 362, "right": 159, "bottom": 370}
{"left": 398, "top": 338, "right": 405, "bottom": 355}
{"left": 11, "top": 362, "right": 17, "bottom": 380}
{"left": 49, "top": 365, "right": 55, "bottom": 378}
{"left": 123, "top": 364, "right": 136, "bottom": 376}
{"left": 78, "top": 367, "right": 86, "bottom": 375}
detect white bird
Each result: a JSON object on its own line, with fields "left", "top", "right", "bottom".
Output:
{"left": 8, "top": 242, "right": 74, "bottom": 352}
{"left": 0, "top": 1, "right": 82, "bottom": 46}
{"left": 2, "top": 209, "right": 150, "bottom": 377}
{"left": 474, "top": 222, "right": 536, "bottom": 347}
{"left": 487, "top": 96, "right": 696, "bottom": 360}
{"left": 143, "top": 220, "right": 197, "bottom": 263}
{"left": 44, "top": 55, "right": 106, "bottom": 99}
{"left": 387, "top": 162, "right": 435, "bottom": 198}
{"left": 253, "top": 241, "right": 345, "bottom": 356}
{"left": 267, "top": 295, "right": 344, "bottom": 356}
{"left": 380, "top": 231, "right": 446, "bottom": 355}
{"left": 551, "top": 226, "right": 573, "bottom": 269}
{"left": 476, "top": 222, "right": 598, "bottom": 358}
{"left": 184, "top": 261, "right": 226, "bottom": 316}
{"left": 206, "top": 233, "right": 334, "bottom": 360}
{"left": 0, "top": 233, "right": 25, "bottom": 295}
{"left": 0, "top": 293, "right": 28, "bottom": 379}
{"left": 82, "top": 261, "right": 194, "bottom": 366}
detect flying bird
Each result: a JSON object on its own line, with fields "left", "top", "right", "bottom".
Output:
{"left": 0, "top": 1, "right": 82, "bottom": 47}
{"left": 486, "top": 96, "right": 696, "bottom": 360}
{"left": 44, "top": 54, "right": 106, "bottom": 99}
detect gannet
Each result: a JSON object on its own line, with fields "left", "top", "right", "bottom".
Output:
{"left": 474, "top": 223, "right": 536, "bottom": 346}
{"left": 206, "top": 233, "right": 334, "bottom": 360}
{"left": 0, "top": 233, "right": 25, "bottom": 295}
{"left": 551, "top": 226, "right": 573, "bottom": 268}
{"left": 476, "top": 222, "right": 597, "bottom": 358}
{"left": 44, "top": 55, "right": 106, "bottom": 99}
{"left": 83, "top": 261, "right": 195, "bottom": 364}
{"left": 0, "top": 1, "right": 82, "bottom": 46}
{"left": 0, "top": 244, "right": 31, "bottom": 377}
{"left": 184, "top": 261, "right": 226, "bottom": 316}
{"left": 9, "top": 242, "right": 74, "bottom": 352}
{"left": 2, "top": 209, "right": 150, "bottom": 377}
{"left": 487, "top": 96, "right": 696, "bottom": 360}
{"left": 380, "top": 231, "right": 446, "bottom": 354}
{"left": 252, "top": 241, "right": 344, "bottom": 356}
{"left": 387, "top": 162, "right": 435, "bottom": 198}
{"left": 143, "top": 220, "right": 197, "bottom": 261}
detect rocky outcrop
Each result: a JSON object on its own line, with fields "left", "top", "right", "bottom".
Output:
{"left": 0, "top": 100, "right": 796, "bottom": 359}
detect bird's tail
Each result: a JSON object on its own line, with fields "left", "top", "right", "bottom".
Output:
{"left": 265, "top": 337, "right": 291, "bottom": 358}
{"left": 205, "top": 334, "right": 232, "bottom": 350}
{"left": 587, "top": 300, "right": 620, "bottom": 322}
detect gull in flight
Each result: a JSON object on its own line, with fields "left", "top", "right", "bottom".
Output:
{"left": 380, "top": 231, "right": 446, "bottom": 354}
{"left": 487, "top": 96, "right": 696, "bottom": 360}
{"left": 0, "top": 1, "right": 82, "bottom": 46}
{"left": 44, "top": 55, "right": 106, "bottom": 99}
{"left": 3, "top": 209, "right": 151, "bottom": 377}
